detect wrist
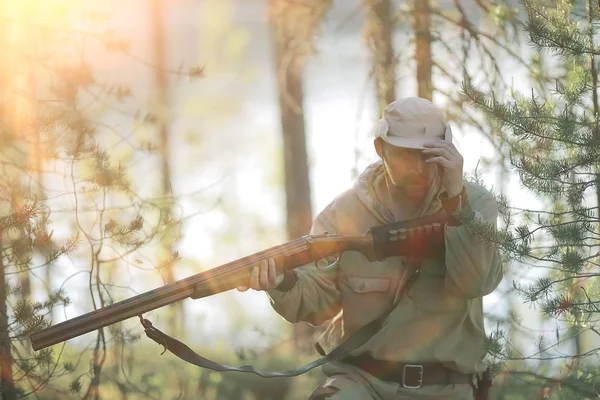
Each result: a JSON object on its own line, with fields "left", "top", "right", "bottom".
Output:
{"left": 445, "top": 185, "right": 463, "bottom": 198}
{"left": 274, "top": 270, "right": 297, "bottom": 292}
{"left": 439, "top": 186, "right": 473, "bottom": 226}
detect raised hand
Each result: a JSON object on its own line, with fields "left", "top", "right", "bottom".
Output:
{"left": 422, "top": 139, "right": 464, "bottom": 197}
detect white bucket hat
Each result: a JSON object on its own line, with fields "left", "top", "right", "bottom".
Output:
{"left": 373, "top": 97, "right": 452, "bottom": 149}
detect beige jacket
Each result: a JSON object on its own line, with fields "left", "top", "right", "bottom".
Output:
{"left": 267, "top": 161, "right": 503, "bottom": 374}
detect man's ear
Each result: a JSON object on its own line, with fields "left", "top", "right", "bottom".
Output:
{"left": 374, "top": 138, "right": 383, "bottom": 158}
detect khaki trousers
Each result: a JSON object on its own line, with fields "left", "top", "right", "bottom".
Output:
{"left": 308, "top": 361, "right": 474, "bottom": 400}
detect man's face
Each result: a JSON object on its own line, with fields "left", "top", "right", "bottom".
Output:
{"left": 379, "top": 141, "right": 438, "bottom": 198}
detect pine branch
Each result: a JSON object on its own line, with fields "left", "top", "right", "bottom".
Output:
{"left": 524, "top": 0, "right": 600, "bottom": 57}
{"left": 501, "top": 369, "right": 600, "bottom": 398}
{"left": 430, "top": 7, "right": 530, "bottom": 68}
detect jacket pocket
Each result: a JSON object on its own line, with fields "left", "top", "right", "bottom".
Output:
{"left": 341, "top": 275, "right": 393, "bottom": 335}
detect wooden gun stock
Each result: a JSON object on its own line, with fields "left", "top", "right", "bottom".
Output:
{"left": 30, "top": 210, "right": 448, "bottom": 351}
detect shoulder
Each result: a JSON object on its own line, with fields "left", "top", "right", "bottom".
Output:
{"left": 463, "top": 180, "right": 499, "bottom": 219}
{"left": 313, "top": 189, "right": 373, "bottom": 234}
{"left": 464, "top": 180, "right": 495, "bottom": 204}
{"left": 314, "top": 189, "right": 355, "bottom": 225}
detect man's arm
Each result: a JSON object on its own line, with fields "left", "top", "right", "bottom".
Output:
{"left": 442, "top": 185, "right": 504, "bottom": 299}
{"left": 265, "top": 210, "right": 343, "bottom": 325}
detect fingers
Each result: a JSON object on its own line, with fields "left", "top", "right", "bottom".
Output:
{"left": 422, "top": 141, "right": 463, "bottom": 170}
{"left": 423, "top": 144, "right": 461, "bottom": 161}
{"left": 235, "top": 268, "right": 256, "bottom": 291}
{"left": 236, "top": 259, "right": 280, "bottom": 292}
{"left": 422, "top": 140, "right": 464, "bottom": 196}
{"left": 424, "top": 156, "right": 453, "bottom": 168}
{"left": 422, "top": 146, "right": 454, "bottom": 161}
{"left": 250, "top": 264, "right": 260, "bottom": 290}
{"left": 425, "top": 140, "right": 462, "bottom": 154}
{"left": 423, "top": 139, "right": 456, "bottom": 150}
{"left": 268, "top": 259, "right": 278, "bottom": 287}
{"left": 260, "top": 260, "right": 269, "bottom": 289}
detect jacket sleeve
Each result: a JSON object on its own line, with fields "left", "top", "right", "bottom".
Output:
{"left": 444, "top": 187, "right": 504, "bottom": 299}
{"left": 266, "top": 207, "right": 343, "bottom": 326}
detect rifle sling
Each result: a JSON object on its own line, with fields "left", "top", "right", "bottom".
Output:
{"left": 139, "top": 272, "right": 419, "bottom": 378}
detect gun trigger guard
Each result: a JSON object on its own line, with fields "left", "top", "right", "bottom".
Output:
{"left": 315, "top": 254, "right": 340, "bottom": 271}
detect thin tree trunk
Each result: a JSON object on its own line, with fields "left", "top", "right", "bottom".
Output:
{"left": 414, "top": 0, "right": 433, "bottom": 100}
{"left": 150, "top": 0, "right": 182, "bottom": 335}
{"left": 366, "top": 0, "right": 396, "bottom": 114}
{"left": 0, "top": 237, "right": 16, "bottom": 400}
{"left": 0, "top": 5, "right": 17, "bottom": 397}
{"left": 272, "top": 21, "right": 313, "bottom": 242}
{"left": 38, "top": 124, "right": 55, "bottom": 320}
{"left": 271, "top": 2, "right": 314, "bottom": 350}
{"left": 574, "top": 0, "right": 600, "bottom": 363}
{"left": 20, "top": 61, "right": 41, "bottom": 303}
{"left": 588, "top": 0, "right": 600, "bottom": 242}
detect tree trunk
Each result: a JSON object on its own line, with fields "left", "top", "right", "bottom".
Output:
{"left": 413, "top": 0, "right": 433, "bottom": 100}
{"left": 271, "top": 20, "right": 313, "bottom": 242}
{"left": 20, "top": 61, "right": 41, "bottom": 303}
{"left": 366, "top": 0, "right": 396, "bottom": 114}
{"left": 150, "top": 0, "right": 182, "bottom": 336}
{"left": 588, "top": 0, "right": 600, "bottom": 250}
{"left": 271, "top": 2, "right": 314, "bottom": 350}
{"left": 0, "top": 6, "right": 17, "bottom": 397}
{"left": 0, "top": 238, "right": 16, "bottom": 400}
{"left": 574, "top": 0, "right": 599, "bottom": 364}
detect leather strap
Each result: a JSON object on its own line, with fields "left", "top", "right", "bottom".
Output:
{"left": 341, "top": 354, "right": 473, "bottom": 387}
{"left": 139, "top": 272, "right": 419, "bottom": 378}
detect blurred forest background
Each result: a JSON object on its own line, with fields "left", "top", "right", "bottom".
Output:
{"left": 1, "top": 0, "right": 600, "bottom": 399}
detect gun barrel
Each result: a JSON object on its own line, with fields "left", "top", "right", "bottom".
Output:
{"left": 31, "top": 274, "right": 197, "bottom": 351}
{"left": 30, "top": 211, "right": 447, "bottom": 351}
{"left": 31, "top": 237, "right": 311, "bottom": 351}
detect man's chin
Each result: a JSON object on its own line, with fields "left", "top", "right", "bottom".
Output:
{"left": 405, "top": 180, "right": 429, "bottom": 190}
{"left": 391, "top": 182, "right": 429, "bottom": 197}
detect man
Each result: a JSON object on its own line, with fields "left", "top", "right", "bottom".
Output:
{"left": 238, "top": 97, "right": 503, "bottom": 399}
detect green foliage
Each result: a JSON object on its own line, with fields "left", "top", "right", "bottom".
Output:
{"left": 0, "top": 1, "right": 206, "bottom": 397}
{"left": 30, "top": 337, "right": 322, "bottom": 400}
{"left": 463, "top": 0, "right": 600, "bottom": 397}
{"left": 1, "top": 0, "right": 312, "bottom": 398}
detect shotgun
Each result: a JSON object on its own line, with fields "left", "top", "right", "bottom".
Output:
{"left": 30, "top": 210, "right": 448, "bottom": 351}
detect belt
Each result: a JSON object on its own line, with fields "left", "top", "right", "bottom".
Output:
{"left": 341, "top": 354, "right": 473, "bottom": 389}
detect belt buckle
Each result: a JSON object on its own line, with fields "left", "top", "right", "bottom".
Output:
{"left": 402, "top": 364, "right": 423, "bottom": 389}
